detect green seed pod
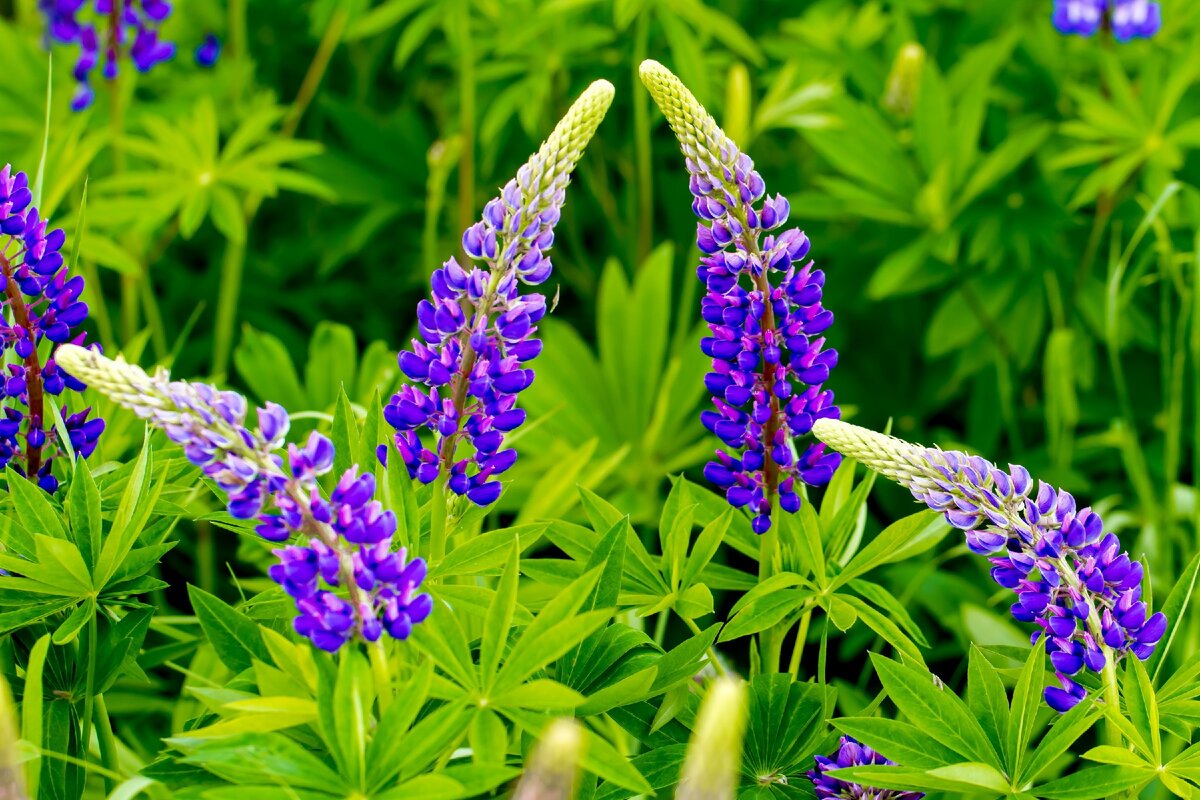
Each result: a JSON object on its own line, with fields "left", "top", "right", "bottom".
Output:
{"left": 677, "top": 677, "right": 748, "bottom": 800}
{"left": 882, "top": 43, "right": 926, "bottom": 118}
{"left": 513, "top": 718, "right": 586, "bottom": 800}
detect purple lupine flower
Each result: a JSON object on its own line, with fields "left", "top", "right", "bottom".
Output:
{"left": 39, "top": 0, "right": 177, "bottom": 111}
{"left": 640, "top": 60, "right": 841, "bottom": 534}
{"left": 808, "top": 736, "right": 924, "bottom": 800}
{"left": 55, "top": 345, "right": 434, "bottom": 653}
{"left": 813, "top": 419, "right": 1168, "bottom": 713}
{"left": 195, "top": 34, "right": 220, "bottom": 67}
{"left": 1052, "top": 0, "right": 1161, "bottom": 40}
{"left": 0, "top": 165, "right": 104, "bottom": 492}
{"left": 382, "top": 80, "right": 614, "bottom": 507}
{"left": 1110, "top": 0, "right": 1161, "bottom": 40}
{"left": 263, "top": 434, "right": 433, "bottom": 651}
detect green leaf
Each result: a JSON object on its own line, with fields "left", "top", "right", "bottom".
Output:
{"left": 1148, "top": 549, "right": 1200, "bottom": 683}
{"left": 234, "top": 326, "right": 307, "bottom": 410}
{"left": 580, "top": 725, "right": 653, "bottom": 795}
{"left": 480, "top": 541, "right": 520, "bottom": 691}
{"left": 21, "top": 634, "right": 49, "bottom": 798}
{"left": 332, "top": 649, "right": 370, "bottom": 788}
{"left": 832, "top": 717, "right": 961, "bottom": 769}
{"left": 871, "top": 653, "right": 999, "bottom": 767}
{"left": 1018, "top": 700, "right": 1098, "bottom": 783}
{"left": 366, "top": 661, "right": 433, "bottom": 790}
{"left": 331, "top": 387, "right": 361, "bottom": 479}
{"left": 966, "top": 646, "right": 1010, "bottom": 762}
{"left": 832, "top": 510, "right": 947, "bottom": 590}
{"left": 7, "top": 467, "right": 67, "bottom": 540}
{"left": 469, "top": 709, "right": 508, "bottom": 765}
{"left": 188, "top": 585, "right": 273, "bottom": 673}
{"left": 51, "top": 598, "right": 93, "bottom": 645}
{"left": 1036, "top": 765, "right": 1153, "bottom": 799}
{"left": 183, "top": 733, "right": 348, "bottom": 791}
{"left": 1006, "top": 645, "right": 1045, "bottom": 777}
{"left": 926, "top": 762, "right": 1010, "bottom": 793}
{"left": 1123, "top": 656, "right": 1161, "bottom": 761}
{"left": 66, "top": 463, "right": 102, "bottom": 574}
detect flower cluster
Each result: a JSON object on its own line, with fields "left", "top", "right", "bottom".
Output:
{"left": 383, "top": 80, "right": 614, "bottom": 506}
{"left": 40, "top": 0, "right": 177, "bottom": 110}
{"left": 1052, "top": 0, "right": 1161, "bottom": 41}
{"left": 0, "top": 165, "right": 103, "bottom": 492}
{"left": 195, "top": 34, "right": 220, "bottom": 68}
{"left": 55, "top": 345, "right": 431, "bottom": 652}
{"left": 265, "top": 435, "right": 432, "bottom": 652}
{"left": 809, "top": 736, "right": 924, "bottom": 800}
{"left": 813, "top": 419, "right": 1167, "bottom": 712}
{"left": 639, "top": 60, "right": 841, "bottom": 534}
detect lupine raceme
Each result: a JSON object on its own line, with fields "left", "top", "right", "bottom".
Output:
{"left": 813, "top": 418, "right": 1167, "bottom": 712}
{"left": 382, "top": 80, "right": 614, "bottom": 509}
{"left": 809, "top": 736, "right": 925, "bottom": 800}
{"left": 1052, "top": 0, "right": 1161, "bottom": 41}
{"left": 639, "top": 60, "right": 842, "bottom": 534}
{"left": 0, "top": 165, "right": 104, "bottom": 492}
{"left": 40, "top": 0, "right": 178, "bottom": 110}
{"left": 55, "top": 345, "right": 430, "bottom": 652}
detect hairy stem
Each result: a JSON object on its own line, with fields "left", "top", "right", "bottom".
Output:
{"left": 0, "top": 253, "right": 44, "bottom": 477}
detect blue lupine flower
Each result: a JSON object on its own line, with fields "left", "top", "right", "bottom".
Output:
{"left": 640, "top": 60, "right": 841, "bottom": 534}
{"left": 55, "top": 345, "right": 432, "bottom": 652}
{"left": 0, "top": 165, "right": 104, "bottom": 492}
{"left": 39, "top": 0, "right": 176, "bottom": 111}
{"left": 195, "top": 34, "right": 220, "bottom": 67}
{"left": 1052, "top": 0, "right": 1161, "bottom": 40}
{"left": 809, "top": 736, "right": 924, "bottom": 800}
{"left": 382, "top": 80, "right": 613, "bottom": 506}
{"left": 813, "top": 419, "right": 1168, "bottom": 713}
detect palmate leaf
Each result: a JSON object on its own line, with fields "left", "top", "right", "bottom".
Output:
{"left": 187, "top": 585, "right": 273, "bottom": 674}
{"left": 741, "top": 675, "right": 830, "bottom": 789}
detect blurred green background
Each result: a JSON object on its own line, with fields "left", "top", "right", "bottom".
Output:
{"left": 3, "top": 0, "right": 1200, "bottom": 663}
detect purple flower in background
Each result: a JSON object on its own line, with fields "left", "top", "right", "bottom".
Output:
{"left": 39, "top": 0, "right": 176, "bottom": 111}
{"left": 813, "top": 419, "right": 1168, "bottom": 713}
{"left": 1052, "top": 0, "right": 1161, "bottom": 40}
{"left": 55, "top": 345, "right": 433, "bottom": 653}
{"left": 640, "top": 60, "right": 841, "bottom": 534}
{"left": 808, "top": 736, "right": 924, "bottom": 800}
{"left": 383, "top": 80, "right": 614, "bottom": 507}
{"left": 195, "top": 33, "right": 220, "bottom": 67}
{"left": 0, "top": 165, "right": 103, "bottom": 492}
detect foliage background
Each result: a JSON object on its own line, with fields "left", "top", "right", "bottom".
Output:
{"left": 4, "top": 0, "right": 1200, "bottom": 797}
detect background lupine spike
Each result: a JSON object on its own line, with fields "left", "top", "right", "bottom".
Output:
{"left": 56, "top": 344, "right": 432, "bottom": 652}
{"left": 808, "top": 735, "right": 924, "bottom": 800}
{"left": 383, "top": 80, "right": 613, "bottom": 508}
{"left": 512, "top": 718, "right": 586, "bottom": 800}
{"left": 0, "top": 164, "right": 104, "bottom": 493}
{"left": 676, "top": 677, "right": 747, "bottom": 800}
{"left": 813, "top": 418, "right": 1167, "bottom": 712}
{"left": 640, "top": 60, "right": 842, "bottom": 534}
{"left": 39, "top": 0, "right": 179, "bottom": 111}
{"left": 1052, "top": 0, "right": 1161, "bottom": 40}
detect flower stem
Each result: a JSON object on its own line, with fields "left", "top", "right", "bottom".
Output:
{"left": 682, "top": 616, "right": 725, "bottom": 677}
{"left": 369, "top": 639, "right": 392, "bottom": 714}
{"left": 1102, "top": 658, "right": 1123, "bottom": 747}
{"left": 0, "top": 252, "right": 45, "bottom": 478}
{"left": 787, "top": 608, "right": 812, "bottom": 679}
{"left": 92, "top": 694, "right": 119, "bottom": 792}
{"left": 429, "top": 475, "right": 449, "bottom": 567}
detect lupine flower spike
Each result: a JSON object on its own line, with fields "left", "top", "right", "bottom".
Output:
{"left": 40, "top": 0, "right": 177, "bottom": 110}
{"left": 639, "top": 60, "right": 841, "bottom": 534}
{"left": 55, "top": 345, "right": 431, "bottom": 652}
{"left": 383, "top": 80, "right": 614, "bottom": 507}
{"left": 813, "top": 418, "right": 1167, "bottom": 712}
{"left": 0, "top": 164, "right": 103, "bottom": 491}
{"left": 809, "top": 736, "right": 924, "bottom": 800}
{"left": 1052, "top": 0, "right": 1161, "bottom": 41}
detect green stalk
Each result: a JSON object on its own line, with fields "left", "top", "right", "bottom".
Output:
{"left": 212, "top": 8, "right": 348, "bottom": 376}
{"left": 429, "top": 475, "right": 449, "bottom": 567}
{"left": 92, "top": 695, "right": 119, "bottom": 791}
{"left": 787, "top": 608, "right": 813, "bottom": 679}
{"left": 1101, "top": 659, "right": 1123, "bottom": 747}
{"left": 369, "top": 640, "right": 392, "bottom": 714}
{"left": 106, "top": 73, "right": 138, "bottom": 346}
{"left": 632, "top": 11, "right": 652, "bottom": 265}
{"left": 682, "top": 616, "right": 725, "bottom": 677}
{"left": 454, "top": 7, "right": 476, "bottom": 261}
{"left": 228, "top": 0, "right": 247, "bottom": 61}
